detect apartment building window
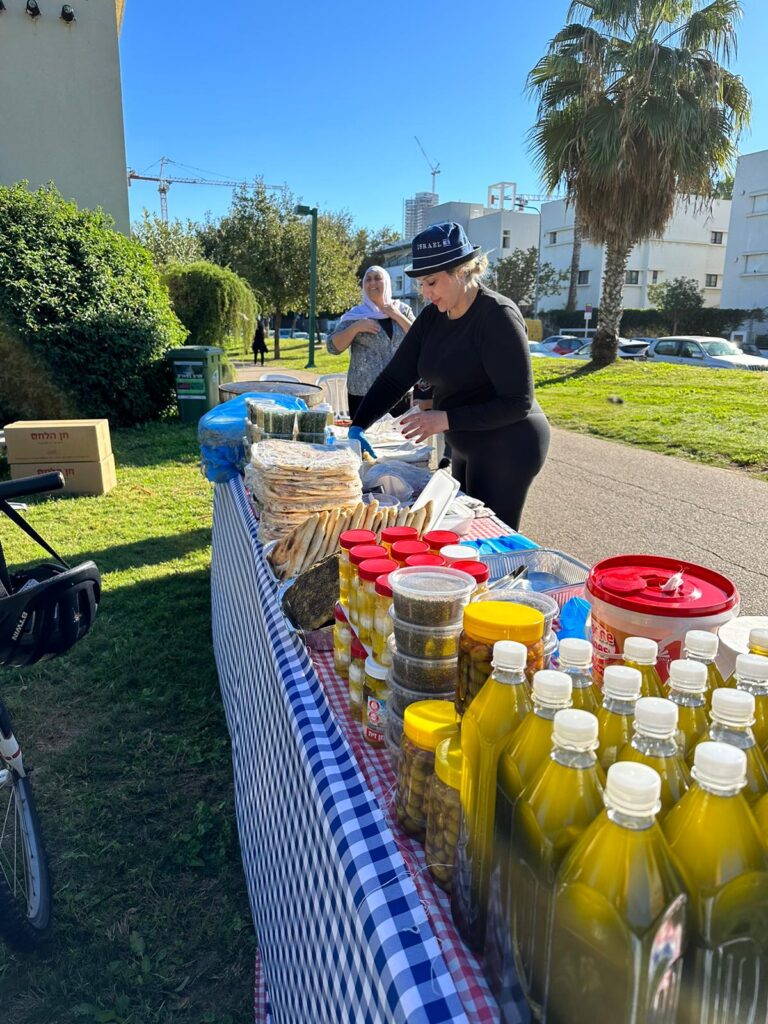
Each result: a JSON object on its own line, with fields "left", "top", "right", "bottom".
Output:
{"left": 548, "top": 231, "right": 557, "bottom": 244}
{"left": 705, "top": 274, "right": 719, "bottom": 288}
{"left": 751, "top": 193, "right": 768, "bottom": 214}
{"left": 502, "top": 229, "right": 511, "bottom": 249}
{"left": 395, "top": 275, "right": 403, "bottom": 292}
{"left": 710, "top": 231, "right": 723, "bottom": 245}
{"left": 651, "top": 270, "right": 660, "bottom": 284}
{"left": 745, "top": 253, "right": 768, "bottom": 275}
{"left": 625, "top": 270, "right": 640, "bottom": 285}
{"left": 577, "top": 270, "right": 590, "bottom": 285}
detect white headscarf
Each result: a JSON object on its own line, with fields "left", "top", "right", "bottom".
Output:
{"left": 339, "top": 265, "right": 395, "bottom": 322}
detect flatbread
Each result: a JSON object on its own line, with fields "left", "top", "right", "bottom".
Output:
{"left": 303, "top": 510, "right": 330, "bottom": 570}
{"left": 283, "top": 514, "right": 321, "bottom": 578}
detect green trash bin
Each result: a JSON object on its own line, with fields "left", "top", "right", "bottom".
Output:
{"left": 167, "top": 346, "right": 224, "bottom": 423}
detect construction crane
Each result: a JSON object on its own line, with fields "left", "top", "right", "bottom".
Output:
{"left": 127, "top": 157, "right": 286, "bottom": 223}
{"left": 414, "top": 136, "right": 440, "bottom": 195}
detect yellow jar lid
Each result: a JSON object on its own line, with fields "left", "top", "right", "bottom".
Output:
{"left": 435, "top": 734, "right": 462, "bottom": 789}
{"left": 403, "top": 700, "right": 458, "bottom": 752}
{"left": 463, "top": 601, "right": 544, "bottom": 644}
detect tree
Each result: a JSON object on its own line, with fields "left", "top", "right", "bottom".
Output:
{"left": 163, "top": 261, "right": 258, "bottom": 354}
{"left": 648, "top": 276, "right": 704, "bottom": 333}
{"left": 528, "top": 0, "right": 750, "bottom": 366}
{"left": 487, "top": 247, "right": 566, "bottom": 315}
{"left": 354, "top": 225, "right": 401, "bottom": 278}
{"left": 565, "top": 209, "right": 582, "bottom": 313}
{"left": 713, "top": 172, "right": 735, "bottom": 199}
{"left": 132, "top": 210, "right": 203, "bottom": 267}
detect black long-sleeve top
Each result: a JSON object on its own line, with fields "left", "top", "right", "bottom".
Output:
{"left": 350, "top": 285, "right": 539, "bottom": 434}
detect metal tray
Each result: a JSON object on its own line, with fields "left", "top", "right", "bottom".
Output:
{"left": 480, "top": 548, "right": 589, "bottom": 608}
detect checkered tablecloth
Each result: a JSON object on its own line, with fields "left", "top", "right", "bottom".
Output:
{"left": 211, "top": 477, "right": 528, "bottom": 1024}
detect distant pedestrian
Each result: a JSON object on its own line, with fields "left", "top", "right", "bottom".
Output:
{"left": 252, "top": 321, "right": 268, "bottom": 366}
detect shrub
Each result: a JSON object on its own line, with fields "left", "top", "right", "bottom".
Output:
{"left": 0, "top": 183, "right": 186, "bottom": 426}
{"left": 163, "top": 261, "right": 258, "bottom": 355}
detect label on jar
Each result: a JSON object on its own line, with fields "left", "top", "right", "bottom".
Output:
{"left": 364, "top": 694, "right": 387, "bottom": 744}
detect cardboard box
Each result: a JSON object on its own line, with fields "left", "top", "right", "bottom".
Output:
{"left": 11, "top": 455, "right": 117, "bottom": 496}
{"left": 4, "top": 419, "right": 112, "bottom": 464}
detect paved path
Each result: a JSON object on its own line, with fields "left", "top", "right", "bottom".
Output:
{"left": 521, "top": 429, "right": 768, "bottom": 614}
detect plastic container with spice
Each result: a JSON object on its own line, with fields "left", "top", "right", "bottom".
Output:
{"left": 389, "top": 674, "right": 455, "bottom": 719}
{"left": 333, "top": 602, "right": 351, "bottom": 680}
{"left": 356, "top": 557, "right": 398, "bottom": 646}
{"left": 348, "top": 543, "right": 387, "bottom": 627}
{"left": 381, "top": 526, "right": 419, "bottom": 556}
{"left": 441, "top": 544, "right": 480, "bottom": 564}
{"left": 395, "top": 701, "right": 459, "bottom": 840}
{"left": 451, "top": 559, "right": 490, "bottom": 598}
{"left": 425, "top": 733, "right": 462, "bottom": 891}
{"left": 391, "top": 615, "right": 462, "bottom": 660}
{"left": 385, "top": 705, "right": 404, "bottom": 764}
{"left": 391, "top": 539, "right": 431, "bottom": 566}
{"left": 387, "top": 635, "right": 460, "bottom": 694}
{"left": 339, "top": 529, "right": 376, "bottom": 604}
{"left": 363, "top": 657, "right": 390, "bottom": 748}
{"left": 389, "top": 566, "right": 476, "bottom": 628}
{"left": 457, "top": 602, "right": 546, "bottom": 716}
{"left": 348, "top": 636, "right": 367, "bottom": 722}
{"left": 372, "top": 574, "right": 394, "bottom": 667}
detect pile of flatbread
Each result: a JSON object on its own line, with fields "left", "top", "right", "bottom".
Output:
{"left": 246, "top": 440, "right": 362, "bottom": 543}
{"left": 267, "top": 498, "right": 434, "bottom": 580}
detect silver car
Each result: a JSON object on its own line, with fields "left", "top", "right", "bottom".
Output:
{"left": 645, "top": 336, "right": 768, "bottom": 371}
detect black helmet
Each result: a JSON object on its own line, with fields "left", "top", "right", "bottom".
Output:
{"left": 0, "top": 561, "right": 101, "bottom": 667}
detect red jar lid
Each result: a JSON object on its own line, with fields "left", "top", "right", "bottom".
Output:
{"left": 351, "top": 636, "right": 367, "bottom": 660}
{"left": 391, "top": 539, "right": 430, "bottom": 564}
{"left": 381, "top": 526, "right": 418, "bottom": 545}
{"left": 359, "top": 557, "right": 399, "bottom": 582}
{"left": 405, "top": 553, "right": 447, "bottom": 568}
{"left": 587, "top": 554, "right": 739, "bottom": 618}
{"left": 349, "top": 544, "right": 387, "bottom": 566}
{"left": 423, "top": 530, "right": 460, "bottom": 549}
{"left": 334, "top": 601, "right": 348, "bottom": 623}
{"left": 340, "top": 529, "right": 377, "bottom": 551}
{"left": 451, "top": 559, "right": 490, "bottom": 584}
{"left": 375, "top": 574, "right": 394, "bottom": 598}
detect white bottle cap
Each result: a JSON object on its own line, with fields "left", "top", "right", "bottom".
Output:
{"left": 711, "top": 688, "right": 755, "bottom": 728}
{"left": 492, "top": 640, "right": 528, "bottom": 672}
{"left": 692, "top": 741, "right": 747, "bottom": 793}
{"left": 531, "top": 670, "right": 573, "bottom": 708}
{"left": 634, "top": 697, "right": 678, "bottom": 738}
{"left": 552, "top": 708, "right": 599, "bottom": 750}
{"left": 735, "top": 653, "right": 768, "bottom": 682}
{"left": 684, "top": 630, "right": 719, "bottom": 659}
{"left": 604, "top": 761, "right": 661, "bottom": 817}
{"left": 603, "top": 665, "right": 642, "bottom": 701}
{"left": 440, "top": 544, "right": 478, "bottom": 562}
{"left": 623, "top": 637, "right": 659, "bottom": 665}
{"left": 749, "top": 629, "right": 768, "bottom": 651}
{"left": 668, "top": 659, "right": 707, "bottom": 694}
{"left": 558, "top": 638, "right": 593, "bottom": 669}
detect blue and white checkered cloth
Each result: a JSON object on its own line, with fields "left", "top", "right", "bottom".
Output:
{"left": 211, "top": 478, "right": 474, "bottom": 1023}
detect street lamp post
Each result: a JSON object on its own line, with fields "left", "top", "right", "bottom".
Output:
{"left": 295, "top": 204, "right": 318, "bottom": 369}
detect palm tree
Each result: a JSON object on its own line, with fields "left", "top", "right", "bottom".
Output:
{"left": 565, "top": 208, "right": 583, "bottom": 313}
{"left": 528, "top": 0, "right": 750, "bottom": 365}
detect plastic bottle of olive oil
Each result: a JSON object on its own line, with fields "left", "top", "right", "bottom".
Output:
{"left": 734, "top": 653, "right": 768, "bottom": 753}
{"left": 618, "top": 697, "right": 690, "bottom": 817}
{"left": 682, "top": 630, "right": 724, "bottom": 706}
{"left": 666, "top": 660, "right": 709, "bottom": 763}
{"left": 545, "top": 762, "right": 689, "bottom": 1024}
{"left": 724, "top": 628, "right": 768, "bottom": 686}
{"left": 452, "top": 640, "right": 532, "bottom": 952}
{"left": 558, "top": 638, "right": 601, "bottom": 714}
{"left": 706, "top": 688, "right": 768, "bottom": 805}
{"left": 663, "top": 742, "right": 768, "bottom": 1024}
{"left": 596, "top": 665, "right": 642, "bottom": 771}
{"left": 623, "top": 636, "right": 664, "bottom": 698}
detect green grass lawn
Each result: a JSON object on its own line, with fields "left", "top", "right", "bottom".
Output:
{"left": 0, "top": 423, "right": 253, "bottom": 1024}
{"left": 533, "top": 357, "right": 768, "bottom": 477}
{"left": 259, "top": 336, "right": 350, "bottom": 376}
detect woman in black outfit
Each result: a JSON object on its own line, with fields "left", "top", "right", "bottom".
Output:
{"left": 349, "top": 222, "right": 550, "bottom": 530}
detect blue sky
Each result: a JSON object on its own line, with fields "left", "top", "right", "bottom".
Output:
{"left": 121, "top": 0, "right": 768, "bottom": 235}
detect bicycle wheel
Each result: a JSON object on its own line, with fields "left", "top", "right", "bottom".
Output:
{"left": 0, "top": 769, "right": 51, "bottom": 950}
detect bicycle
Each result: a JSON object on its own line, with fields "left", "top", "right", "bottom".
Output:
{"left": 0, "top": 470, "right": 101, "bottom": 951}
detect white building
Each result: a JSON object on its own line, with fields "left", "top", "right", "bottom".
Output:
{"left": 403, "top": 192, "right": 438, "bottom": 238}
{"left": 0, "top": 0, "right": 130, "bottom": 233}
{"left": 720, "top": 151, "right": 768, "bottom": 332}
{"left": 537, "top": 197, "right": 731, "bottom": 312}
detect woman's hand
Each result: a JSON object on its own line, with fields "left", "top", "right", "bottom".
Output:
{"left": 399, "top": 410, "right": 449, "bottom": 443}
{"left": 377, "top": 302, "right": 400, "bottom": 318}
{"left": 355, "top": 319, "right": 381, "bottom": 335}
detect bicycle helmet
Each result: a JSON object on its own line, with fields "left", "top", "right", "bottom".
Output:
{"left": 0, "top": 561, "right": 101, "bottom": 667}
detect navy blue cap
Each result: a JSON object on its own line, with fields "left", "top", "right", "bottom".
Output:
{"left": 405, "top": 221, "right": 481, "bottom": 278}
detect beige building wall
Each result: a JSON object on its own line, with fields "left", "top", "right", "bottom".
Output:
{"left": 0, "top": 0, "right": 130, "bottom": 233}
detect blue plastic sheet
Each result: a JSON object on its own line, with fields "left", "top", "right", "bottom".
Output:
{"left": 198, "top": 393, "right": 308, "bottom": 483}
{"left": 556, "top": 596, "right": 591, "bottom": 641}
{"left": 465, "top": 533, "right": 540, "bottom": 555}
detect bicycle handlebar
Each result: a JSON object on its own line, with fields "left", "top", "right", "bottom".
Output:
{"left": 0, "top": 472, "right": 66, "bottom": 502}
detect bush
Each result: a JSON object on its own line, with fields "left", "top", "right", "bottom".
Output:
{"left": 163, "top": 261, "right": 258, "bottom": 355}
{"left": 544, "top": 305, "right": 764, "bottom": 338}
{"left": 0, "top": 183, "right": 187, "bottom": 426}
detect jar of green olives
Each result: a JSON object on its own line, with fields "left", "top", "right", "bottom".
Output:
{"left": 394, "top": 700, "right": 458, "bottom": 840}
{"left": 372, "top": 574, "right": 394, "bottom": 666}
{"left": 425, "top": 733, "right": 463, "bottom": 891}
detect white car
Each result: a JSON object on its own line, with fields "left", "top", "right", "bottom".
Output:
{"left": 561, "top": 338, "right": 649, "bottom": 360}
{"left": 645, "top": 336, "right": 768, "bottom": 371}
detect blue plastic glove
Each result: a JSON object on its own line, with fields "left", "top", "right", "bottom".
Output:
{"left": 348, "top": 426, "right": 377, "bottom": 459}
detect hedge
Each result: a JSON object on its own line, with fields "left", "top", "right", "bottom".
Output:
{"left": 163, "top": 261, "right": 258, "bottom": 355}
{"left": 544, "top": 306, "right": 765, "bottom": 338}
{"left": 0, "top": 183, "right": 187, "bottom": 426}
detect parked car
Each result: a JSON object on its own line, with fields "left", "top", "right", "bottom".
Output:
{"left": 528, "top": 342, "right": 554, "bottom": 357}
{"left": 644, "top": 336, "right": 768, "bottom": 371}
{"left": 539, "top": 335, "right": 584, "bottom": 355}
{"left": 561, "top": 338, "right": 649, "bottom": 360}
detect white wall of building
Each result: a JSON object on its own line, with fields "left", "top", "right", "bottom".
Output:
{"left": 538, "top": 198, "right": 731, "bottom": 312}
{"left": 424, "top": 201, "right": 539, "bottom": 264}
{"left": 720, "top": 151, "right": 768, "bottom": 322}
{"left": 0, "top": 1, "right": 130, "bottom": 233}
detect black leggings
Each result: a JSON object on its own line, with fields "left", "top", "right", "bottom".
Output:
{"left": 449, "top": 413, "right": 550, "bottom": 531}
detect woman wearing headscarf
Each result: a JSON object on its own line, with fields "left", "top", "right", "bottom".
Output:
{"left": 349, "top": 223, "right": 550, "bottom": 531}
{"left": 327, "top": 265, "right": 415, "bottom": 417}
